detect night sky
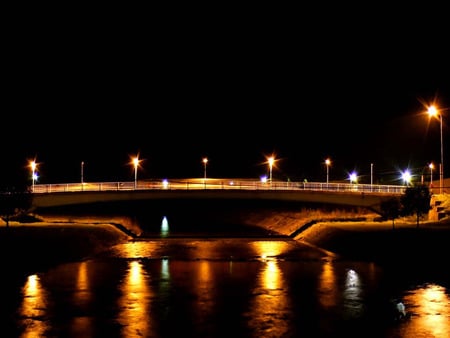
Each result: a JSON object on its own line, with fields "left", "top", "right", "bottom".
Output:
{"left": 2, "top": 9, "right": 449, "bottom": 189}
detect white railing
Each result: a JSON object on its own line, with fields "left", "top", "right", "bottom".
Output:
{"left": 32, "top": 179, "right": 406, "bottom": 195}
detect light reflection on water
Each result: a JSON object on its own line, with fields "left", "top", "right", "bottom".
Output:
{"left": 388, "top": 283, "right": 450, "bottom": 337}
{"left": 20, "top": 274, "right": 49, "bottom": 338}
{"left": 13, "top": 243, "right": 450, "bottom": 338}
{"left": 117, "top": 261, "right": 152, "bottom": 337}
{"left": 8, "top": 214, "right": 450, "bottom": 337}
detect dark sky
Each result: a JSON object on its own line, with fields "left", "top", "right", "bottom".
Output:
{"left": 2, "top": 8, "right": 449, "bottom": 188}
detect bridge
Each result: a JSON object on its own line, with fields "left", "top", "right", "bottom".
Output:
{"left": 31, "top": 179, "right": 406, "bottom": 215}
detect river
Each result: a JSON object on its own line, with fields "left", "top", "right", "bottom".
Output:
{"left": 1, "top": 209, "right": 449, "bottom": 337}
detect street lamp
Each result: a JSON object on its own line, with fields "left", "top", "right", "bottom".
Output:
{"left": 133, "top": 157, "right": 139, "bottom": 189}
{"left": 370, "top": 163, "right": 373, "bottom": 190}
{"left": 349, "top": 171, "right": 358, "bottom": 184}
{"left": 202, "top": 157, "right": 208, "bottom": 180}
{"left": 429, "top": 162, "right": 434, "bottom": 191}
{"left": 428, "top": 105, "right": 444, "bottom": 194}
{"left": 202, "top": 157, "right": 208, "bottom": 188}
{"left": 325, "top": 158, "right": 331, "bottom": 186}
{"left": 81, "top": 161, "right": 84, "bottom": 184}
{"left": 401, "top": 169, "right": 412, "bottom": 186}
{"left": 268, "top": 156, "right": 275, "bottom": 184}
{"left": 30, "top": 160, "right": 37, "bottom": 192}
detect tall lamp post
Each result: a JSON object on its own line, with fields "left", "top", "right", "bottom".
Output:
{"left": 268, "top": 156, "right": 274, "bottom": 185}
{"left": 30, "top": 160, "right": 37, "bottom": 192}
{"left": 428, "top": 105, "right": 444, "bottom": 194}
{"left": 429, "top": 162, "right": 434, "bottom": 192}
{"left": 133, "top": 157, "right": 139, "bottom": 189}
{"left": 370, "top": 163, "right": 374, "bottom": 191}
{"left": 203, "top": 158, "right": 208, "bottom": 180}
{"left": 325, "top": 158, "right": 331, "bottom": 186}
{"left": 81, "top": 161, "right": 84, "bottom": 184}
{"left": 202, "top": 157, "right": 208, "bottom": 188}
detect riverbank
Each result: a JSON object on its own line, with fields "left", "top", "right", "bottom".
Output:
{"left": 1, "top": 203, "right": 450, "bottom": 277}
{"left": 0, "top": 221, "right": 131, "bottom": 277}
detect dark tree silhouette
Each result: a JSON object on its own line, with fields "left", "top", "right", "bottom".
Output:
{"left": 0, "top": 187, "right": 32, "bottom": 227}
{"left": 380, "top": 197, "right": 401, "bottom": 229}
{"left": 400, "top": 185, "right": 431, "bottom": 228}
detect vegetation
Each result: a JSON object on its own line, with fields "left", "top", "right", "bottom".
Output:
{"left": 380, "top": 197, "right": 402, "bottom": 229}
{"left": 0, "top": 186, "right": 32, "bottom": 227}
{"left": 379, "top": 184, "right": 431, "bottom": 228}
{"left": 400, "top": 184, "right": 431, "bottom": 227}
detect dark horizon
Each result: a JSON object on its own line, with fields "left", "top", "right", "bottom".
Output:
{"left": 3, "top": 8, "right": 449, "bottom": 189}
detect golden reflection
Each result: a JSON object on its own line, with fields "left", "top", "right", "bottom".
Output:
{"left": 195, "top": 260, "right": 214, "bottom": 319}
{"left": 69, "top": 261, "right": 94, "bottom": 336}
{"left": 251, "top": 241, "right": 289, "bottom": 259}
{"left": 20, "top": 274, "right": 49, "bottom": 337}
{"left": 403, "top": 283, "right": 450, "bottom": 337}
{"left": 318, "top": 260, "right": 338, "bottom": 308}
{"left": 118, "top": 260, "right": 153, "bottom": 337}
{"left": 75, "top": 261, "right": 90, "bottom": 304}
{"left": 247, "top": 260, "right": 291, "bottom": 337}
{"left": 114, "top": 241, "right": 161, "bottom": 258}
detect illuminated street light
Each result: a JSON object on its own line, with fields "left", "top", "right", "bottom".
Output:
{"left": 325, "top": 158, "right": 331, "bottom": 185}
{"left": 133, "top": 156, "right": 139, "bottom": 189}
{"left": 349, "top": 171, "right": 358, "bottom": 184}
{"left": 202, "top": 157, "right": 208, "bottom": 189}
{"left": 30, "top": 160, "right": 37, "bottom": 192}
{"left": 429, "top": 162, "right": 434, "bottom": 191}
{"left": 427, "top": 105, "right": 444, "bottom": 194}
{"left": 268, "top": 156, "right": 275, "bottom": 184}
{"left": 202, "top": 157, "right": 208, "bottom": 180}
{"left": 401, "top": 169, "right": 412, "bottom": 186}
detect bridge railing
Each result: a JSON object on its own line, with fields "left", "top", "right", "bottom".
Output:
{"left": 32, "top": 179, "right": 405, "bottom": 195}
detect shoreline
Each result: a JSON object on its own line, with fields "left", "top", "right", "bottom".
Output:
{"left": 1, "top": 212, "right": 449, "bottom": 278}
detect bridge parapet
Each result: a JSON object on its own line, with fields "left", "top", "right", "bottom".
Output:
{"left": 32, "top": 179, "right": 405, "bottom": 195}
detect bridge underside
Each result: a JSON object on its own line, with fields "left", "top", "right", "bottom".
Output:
{"left": 32, "top": 189, "right": 397, "bottom": 216}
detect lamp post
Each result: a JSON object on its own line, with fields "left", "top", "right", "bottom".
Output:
{"left": 81, "top": 161, "right": 84, "bottom": 184}
{"left": 427, "top": 105, "right": 444, "bottom": 194}
{"left": 268, "top": 156, "right": 274, "bottom": 185}
{"left": 349, "top": 171, "right": 357, "bottom": 185}
{"left": 325, "top": 158, "right": 331, "bottom": 186}
{"left": 429, "top": 162, "right": 434, "bottom": 192}
{"left": 30, "top": 160, "right": 36, "bottom": 192}
{"left": 203, "top": 158, "right": 208, "bottom": 180}
{"left": 202, "top": 157, "right": 208, "bottom": 188}
{"left": 370, "top": 163, "right": 373, "bottom": 191}
{"left": 133, "top": 157, "right": 139, "bottom": 189}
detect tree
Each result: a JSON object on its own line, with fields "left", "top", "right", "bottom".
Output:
{"left": 380, "top": 197, "right": 401, "bottom": 229}
{"left": 400, "top": 185, "right": 431, "bottom": 228}
{"left": 0, "top": 187, "right": 32, "bottom": 227}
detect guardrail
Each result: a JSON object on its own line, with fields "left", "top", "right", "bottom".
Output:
{"left": 32, "top": 179, "right": 406, "bottom": 195}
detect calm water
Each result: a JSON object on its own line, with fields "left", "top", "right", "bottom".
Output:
{"left": 2, "top": 216, "right": 450, "bottom": 337}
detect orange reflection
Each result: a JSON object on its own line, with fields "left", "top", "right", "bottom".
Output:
{"left": 251, "top": 241, "right": 289, "bottom": 259}
{"left": 20, "top": 274, "right": 49, "bottom": 337}
{"left": 118, "top": 260, "right": 153, "bottom": 337}
{"left": 70, "top": 261, "right": 94, "bottom": 336}
{"left": 402, "top": 283, "right": 450, "bottom": 337}
{"left": 194, "top": 260, "right": 215, "bottom": 326}
{"left": 247, "top": 260, "right": 291, "bottom": 337}
{"left": 318, "top": 260, "right": 338, "bottom": 308}
{"left": 75, "top": 261, "right": 90, "bottom": 304}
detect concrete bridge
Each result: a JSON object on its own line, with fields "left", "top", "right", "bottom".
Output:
{"left": 31, "top": 179, "right": 405, "bottom": 215}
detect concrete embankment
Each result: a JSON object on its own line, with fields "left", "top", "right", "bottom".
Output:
{"left": 2, "top": 203, "right": 450, "bottom": 276}
{"left": 0, "top": 221, "right": 130, "bottom": 276}
{"left": 239, "top": 209, "right": 450, "bottom": 264}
